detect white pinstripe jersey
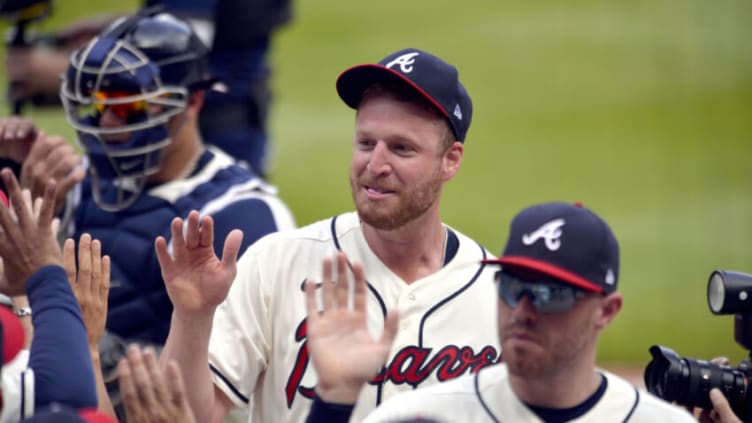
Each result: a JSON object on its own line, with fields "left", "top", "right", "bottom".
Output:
{"left": 363, "top": 364, "right": 696, "bottom": 423}
{"left": 208, "top": 212, "right": 501, "bottom": 422}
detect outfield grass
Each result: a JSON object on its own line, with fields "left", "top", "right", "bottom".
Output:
{"left": 2, "top": 0, "right": 751, "bottom": 366}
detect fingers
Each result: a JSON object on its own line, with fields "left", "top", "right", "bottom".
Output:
{"left": 0, "top": 170, "right": 24, "bottom": 245}
{"left": 352, "top": 262, "right": 367, "bottom": 312}
{"left": 0, "top": 116, "right": 37, "bottom": 144}
{"left": 101, "top": 255, "right": 111, "bottom": 298}
{"left": 710, "top": 388, "right": 742, "bottom": 423}
{"left": 168, "top": 216, "right": 185, "bottom": 255}
{"left": 37, "top": 178, "right": 57, "bottom": 230}
{"left": 143, "top": 348, "right": 169, "bottom": 406}
{"left": 77, "top": 233, "right": 93, "bottom": 293}
{"left": 321, "top": 257, "right": 335, "bottom": 310}
{"left": 185, "top": 211, "right": 200, "bottom": 249}
{"left": 127, "top": 346, "right": 160, "bottom": 410}
{"left": 199, "top": 215, "right": 214, "bottom": 248}
{"left": 119, "top": 351, "right": 145, "bottom": 423}
{"left": 2, "top": 169, "right": 32, "bottom": 232}
{"left": 381, "top": 310, "right": 400, "bottom": 352}
{"left": 304, "top": 279, "right": 319, "bottom": 324}
{"left": 220, "top": 229, "right": 243, "bottom": 271}
{"left": 335, "top": 252, "right": 349, "bottom": 309}
{"left": 63, "top": 238, "right": 77, "bottom": 289}
{"left": 90, "top": 238, "right": 102, "bottom": 298}
{"left": 155, "top": 236, "right": 173, "bottom": 277}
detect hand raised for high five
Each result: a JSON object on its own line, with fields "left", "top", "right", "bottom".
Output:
{"left": 64, "top": 233, "right": 111, "bottom": 349}
{"left": 119, "top": 346, "right": 197, "bottom": 423}
{"left": 305, "top": 252, "right": 399, "bottom": 404}
{"left": 155, "top": 210, "right": 243, "bottom": 316}
{"left": 0, "top": 168, "right": 59, "bottom": 295}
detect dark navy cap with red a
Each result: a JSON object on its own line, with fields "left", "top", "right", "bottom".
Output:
{"left": 336, "top": 48, "right": 473, "bottom": 142}
{"left": 483, "top": 202, "right": 620, "bottom": 294}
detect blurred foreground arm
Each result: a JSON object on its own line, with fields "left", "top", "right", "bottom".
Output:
{"left": 0, "top": 169, "right": 96, "bottom": 410}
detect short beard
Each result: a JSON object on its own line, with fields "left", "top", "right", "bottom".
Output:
{"left": 350, "top": 171, "right": 442, "bottom": 231}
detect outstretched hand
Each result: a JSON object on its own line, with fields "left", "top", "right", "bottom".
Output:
{"left": 305, "top": 252, "right": 399, "bottom": 404}
{"left": 155, "top": 210, "right": 243, "bottom": 316}
{"left": 119, "top": 345, "right": 197, "bottom": 423}
{"left": 0, "top": 168, "right": 60, "bottom": 295}
{"left": 64, "top": 233, "right": 111, "bottom": 349}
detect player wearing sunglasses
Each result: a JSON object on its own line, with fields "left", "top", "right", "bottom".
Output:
{"left": 302, "top": 202, "right": 696, "bottom": 422}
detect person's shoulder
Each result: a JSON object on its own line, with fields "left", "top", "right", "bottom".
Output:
{"left": 247, "top": 212, "right": 357, "bottom": 252}
{"left": 600, "top": 371, "right": 695, "bottom": 422}
{"left": 445, "top": 223, "right": 495, "bottom": 259}
{"left": 364, "top": 367, "right": 501, "bottom": 423}
{"left": 632, "top": 390, "right": 697, "bottom": 422}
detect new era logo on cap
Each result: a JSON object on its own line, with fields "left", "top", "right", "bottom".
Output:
{"left": 336, "top": 48, "right": 473, "bottom": 142}
{"left": 483, "top": 202, "right": 620, "bottom": 294}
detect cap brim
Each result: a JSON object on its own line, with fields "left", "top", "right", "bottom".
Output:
{"left": 482, "top": 256, "right": 603, "bottom": 293}
{"left": 336, "top": 64, "right": 448, "bottom": 118}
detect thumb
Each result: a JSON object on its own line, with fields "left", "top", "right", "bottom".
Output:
{"left": 710, "top": 388, "right": 742, "bottom": 423}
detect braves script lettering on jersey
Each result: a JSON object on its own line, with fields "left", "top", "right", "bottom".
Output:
{"left": 363, "top": 364, "right": 697, "bottom": 422}
{"left": 208, "top": 212, "right": 501, "bottom": 422}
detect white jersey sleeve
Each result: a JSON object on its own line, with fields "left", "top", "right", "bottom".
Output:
{"left": 0, "top": 350, "right": 34, "bottom": 423}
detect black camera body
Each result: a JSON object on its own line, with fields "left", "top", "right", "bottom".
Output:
{"left": 645, "top": 270, "right": 752, "bottom": 422}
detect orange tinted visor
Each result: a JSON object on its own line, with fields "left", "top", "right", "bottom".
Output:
{"left": 94, "top": 91, "right": 147, "bottom": 119}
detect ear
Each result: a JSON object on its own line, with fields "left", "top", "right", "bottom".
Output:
{"left": 184, "top": 90, "right": 205, "bottom": 120}
{"left": 594, "top": 292, "right": 623, "bottom": 331}
{"left": 441, "top": 141, "right": 464, "bottom": 182}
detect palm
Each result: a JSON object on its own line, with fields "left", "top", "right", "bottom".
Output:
{"left": 156, "top": 211, "right": 243, "bottom": 315}
{"left": 308, "top": 307, "right": 390, "bottom": 388}
{"left": 304, "top": 253, "right": 398, "bottom": 402}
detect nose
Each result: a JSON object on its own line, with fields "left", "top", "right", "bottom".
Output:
{"left": 366, "top": 141, "right": 391, "bottom": 176}
{"left": 99, "top": 107, "right": 126, "bottom": 129}
{"left": 512, "top": 293, "right": 539, "bottom": 319}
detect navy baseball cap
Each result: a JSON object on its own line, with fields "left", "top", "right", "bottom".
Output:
{"left": 336, "top": 48, "right": 473, "bottom": 142}
{"left": 483, "top": 202, "right": 620, "bottom": 294}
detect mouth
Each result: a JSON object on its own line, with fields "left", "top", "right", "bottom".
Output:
{"left": 503, "top": 327, "right": 540, "bottom": 346}
{"left": 363, "top": 184, "right": 395, "bottom": 199}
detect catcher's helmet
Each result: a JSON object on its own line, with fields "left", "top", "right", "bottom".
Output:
{"left": 60, "top": 9, "right": 212, "bottom": 211}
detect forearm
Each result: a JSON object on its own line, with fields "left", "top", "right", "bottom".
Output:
{"left": 27, "top": 265, "right": 97, "bottom": 409}
{"left": 91, "top": 349, "right": 117, "bottom": 418}
{"left": 160, "top": 310, "right": 219, "bottom": 423}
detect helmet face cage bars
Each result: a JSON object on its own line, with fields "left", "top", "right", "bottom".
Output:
{"left": 60, "top": 13, "right": 197, "bottom": 212}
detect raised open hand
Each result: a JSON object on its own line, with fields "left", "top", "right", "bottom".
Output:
{"left": 155, "top": 210, "right": 243, "bottom": 316}
{"left": 64, "top": 233, "right": 111, "bottom": 348}
{"left": 119, "top": 345, "right": 197, "bottom": 423}
{"left": 305, "top": 252, "right": 399, "bottom": 404}
{"left": 0, "top": 116, "right": 37, "bottom": 162}
{"left": 19, "top": 132, "right": 85, "bottom": 212}
{"left": 0, "top": 168, "right": 60, "bottom": 295}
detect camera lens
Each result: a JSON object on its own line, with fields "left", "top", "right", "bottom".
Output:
{"left": 644, "top": 345, "right": 748, "bottom": 412}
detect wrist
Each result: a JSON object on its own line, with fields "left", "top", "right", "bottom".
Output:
{"left": 13, "top": 306, "right": 32, "bottom": 318}
{"left": 314, "top": 382, "right": 362, "bottom": 405}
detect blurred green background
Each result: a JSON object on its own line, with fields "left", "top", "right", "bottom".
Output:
{"left": 2, "top": 0, "right": 751, "bottom": 366}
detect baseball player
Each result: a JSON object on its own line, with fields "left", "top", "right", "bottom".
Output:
{"left": 158, "top": 48, "right": 501, "bottom": 422}
{"left": 304, "top": 202, "right": 697, "bottom": 422}
{"left": 0, "top": 9, "right": 295, "bottom": 346}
